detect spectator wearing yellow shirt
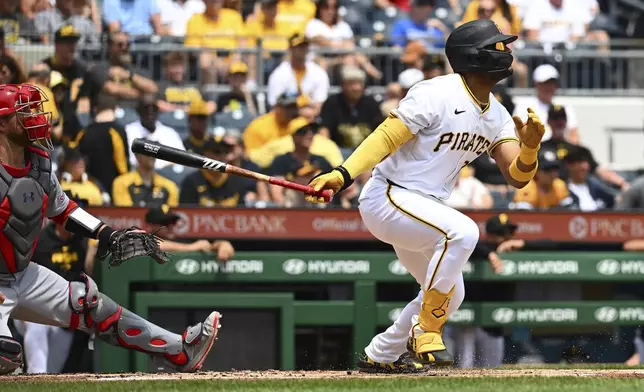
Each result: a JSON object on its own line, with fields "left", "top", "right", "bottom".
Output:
{"left": 243, "top": 92, "right": 300, "bottom": 151}
{"left": 247, "top": 116, "right": 343, "bottom": 170}
{"left": 246, "top": 0, "right": 295, "bottom": 79}
{"left": 185, "top": 0, "right": 245, "bottom": 83}
{"left": 276, "top": 0, "right": 315, "bottom": 33}
{"left": 512, "top": 151, "right": 574, "bottom": 210}
{"left": 112, "top": 152, "right": 179, "bottom": 207}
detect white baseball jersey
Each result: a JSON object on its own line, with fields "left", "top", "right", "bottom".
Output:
{"left": 373, "top": 74, "right": 519, "bottom": 200}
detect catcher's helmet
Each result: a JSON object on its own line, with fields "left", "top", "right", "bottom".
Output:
{"left": 0, "top": 84, "right": 53, "bottom": 150}
{"left": 445, "top": 19, "right": 517, "bottom": 74}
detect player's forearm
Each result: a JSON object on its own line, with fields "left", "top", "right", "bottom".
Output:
{"left": 62, "top": 206, "right": 116, "bottom": 244}
{"left": 342, "top": 115, "right": 414, "bottom": 179}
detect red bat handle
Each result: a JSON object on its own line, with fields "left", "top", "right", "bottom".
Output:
{"left": 268, "top": 177, "right": 333, "bottom": 202}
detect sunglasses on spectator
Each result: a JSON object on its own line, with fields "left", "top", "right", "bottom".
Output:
{"left": 113, "top": 41, "right": 130, "bottom": 50}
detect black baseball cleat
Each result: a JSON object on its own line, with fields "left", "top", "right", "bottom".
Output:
{"left": 357, "top": 352, "right": 427, "bottom": 374}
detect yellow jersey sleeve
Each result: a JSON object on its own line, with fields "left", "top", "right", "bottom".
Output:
{"left": 111, "top": 174, "right": 134, "bottom": 207}
{"left": 553, "top": 179, "right": 571, "bottom": 204}
{"left": 165, "top": 180, "right": 180, "bottom": 207}
{"left": 460, "top": 1, "right": 479, "bottom": 24}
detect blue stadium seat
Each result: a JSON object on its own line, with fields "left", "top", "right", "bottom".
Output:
{"left": 158, "top": 111, "right": 189, "bottom": 138}
{"left": 77, "top": 112, "right": 91, "bottom": 128}
{"left": 214, "top": 108, "right": 256, "bottom": 131}
{"left": 157, "top": 164, "right": 198, "bottom": 187}
{"left": 115, "top": 107, "right": 140, "bottom": 127}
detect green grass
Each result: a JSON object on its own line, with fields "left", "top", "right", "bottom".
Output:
{"left": 5, "top": 378, "right": 644, "bottom": 392}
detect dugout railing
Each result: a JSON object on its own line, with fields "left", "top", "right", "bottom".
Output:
{"left": 97, "top": 251, "right": 644, "bottom": 373}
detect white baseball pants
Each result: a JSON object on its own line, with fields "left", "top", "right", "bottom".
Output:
{"left": 14, "top": 320, "right": 74, "bottom": 373}
{"left": 358, "top": 176, "right": 479, "bottom": 363}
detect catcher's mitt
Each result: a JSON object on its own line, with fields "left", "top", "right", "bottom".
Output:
{"left": 99, "top": 227, "right": 172, "bottom": 267}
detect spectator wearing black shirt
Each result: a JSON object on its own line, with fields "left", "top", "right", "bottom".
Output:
{"left": 216, "top": 62, "right": 257, "bottom": 116}
{"left": 319, "top": 66, "right": 382, "bottom": 149}
{"left": 180, "top": 138, "right": 256, "bottom": 207}
{"left": 83, "top": 31, "right": 158, "bottom": 114}
{"left": 76, "top": 93, "right": 130, "bottom": 192}
{"left": 0, "top": 0, "right": 36, "bottom": 44}
{"left": 268, "top": 121, "right": 333, "bottom": 207}
{"left": 43, "top": 25, "right": 87, "bottom": 100}
{"left": 183, "top": 99, "right": 213, "bottom": 155}
{"left": 157, "top": 51, "right": 213, "bottom": 113}
{"left": 540, "top": 104, "right": 627, "bottom": 190}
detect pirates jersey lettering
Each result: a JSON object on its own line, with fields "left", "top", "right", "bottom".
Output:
{"left": 374, "top": 74, "right": 519, "bottom": 200}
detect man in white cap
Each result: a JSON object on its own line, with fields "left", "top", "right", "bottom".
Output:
{"left": 513, "top": 64, "right": 579, "bottom": 143}
{"left": 398, "top": 68, "right": 425, "bottom": 98}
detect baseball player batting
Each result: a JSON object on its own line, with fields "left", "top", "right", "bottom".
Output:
{"left": 308, "top": 19, "right": 545, "bottom": 373}
{"left": 0, "top": 84, "right": 220, "bottom": 374}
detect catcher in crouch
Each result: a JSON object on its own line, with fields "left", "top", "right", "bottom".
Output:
{"left": 0, "top": 83, "right": 220, "bottom": 374}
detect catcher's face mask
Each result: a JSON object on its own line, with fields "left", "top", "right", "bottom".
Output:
{"left": 0, "top": 84, "right": 53, "bottom": 150}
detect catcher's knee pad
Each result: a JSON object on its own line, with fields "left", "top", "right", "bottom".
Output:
{"left": 0, "top": 336, "right": 23, "bottom": 374}
{"left": 68, "top": 273, "right": 100, "bottom": 330}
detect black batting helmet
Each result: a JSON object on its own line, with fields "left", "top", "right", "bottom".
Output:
{"left": 445, "top": 19, "right": 517, "bottom": 74}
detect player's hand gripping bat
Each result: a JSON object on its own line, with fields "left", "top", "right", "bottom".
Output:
{"left": 131, "top": 139, "right": 333, "bottom": 202}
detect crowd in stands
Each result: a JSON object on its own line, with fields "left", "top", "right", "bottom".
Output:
{"left": 0, "top": 0, "right": 639, "bottom": 211}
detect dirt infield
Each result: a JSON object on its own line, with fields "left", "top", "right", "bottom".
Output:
{"left": 5, "top": 369, "right": 644, "bottom": 382}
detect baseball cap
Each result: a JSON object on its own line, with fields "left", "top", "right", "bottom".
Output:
{"left": 401, "top": 41, "right": 428, "bottom": 65}
{"left": 538, "top": 150, "right": 560, "bottom": 171}
{"left": 145, "top": 205, "right": 181, "bottom": 226}
{"left": 289, "top": 117, "right": 319, "bottom": 135}
{"left": 486, "top": 213, "right": 518, "bottom": 236}
{"left": 288, "top": 117, "right": 310, "bottom": 134}
{"left": 50, "top": 71, "right": 67, "bottom": 89}
{"left": 203, "top": 136, "right": 235, "bottom": 155}
{"left": 341, "top": 66, "right": 366, "bottom": 82}
{"left": 55, "top": 24, "right": 81, "bottom": 43}
{"left": 533, "top": 64, "right": 559, "bottom": 83}
{"left": 276, "top": 91, "right": 299, "bottom": 107}
{"left": 398, "top": 68, "right": 424, "bottom": 89}
{"left": 547, "top": 104, "right": 567, "bottom": 121}
{"left": 228, "top": 61, "right": 248, "bottom": 75}
{"left": 61, "top": 145, "right": 84, "bottom": 162}
{"left": 563, "top": 145, "right": 591, "bottom": 164}
{"left": 289, "top": 33, "right": 309, "bottom": 48}
{"left": 188, "top": 99, "right": 210, "bottom": 117}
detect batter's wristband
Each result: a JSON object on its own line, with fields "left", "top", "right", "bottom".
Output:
{"left": 335, "top": 166, "right": 354, "bottom": 192}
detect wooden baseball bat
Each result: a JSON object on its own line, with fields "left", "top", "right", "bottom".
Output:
{"left": 131, "top": 138, "right": 333, "bottom": 202}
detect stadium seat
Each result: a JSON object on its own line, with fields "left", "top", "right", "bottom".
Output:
{"left": 214, "top": 108, "right": 255, "bottom": 131}
{"left": 115, "top": 107, "right": 140, "bottom": 127}
{"left": 159, "top": 111, "right": 189, "bottom": 138}
{"left": 157, "top": 164, "right": 198, "bottom": 186}
{"left": 77, "top": 112, "right": 91, "bottom": 128}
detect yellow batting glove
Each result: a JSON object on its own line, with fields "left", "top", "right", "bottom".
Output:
{"left": 305, "top": 169, "right": 346, "bottom": 204}
{"left": 513, "top": 108, "right": 545, "bottom": 149}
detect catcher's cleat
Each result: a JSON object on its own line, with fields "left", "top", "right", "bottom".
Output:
{"left": 168, "top": 311, "right": 222, "bottom": 372}
{"left": 407, "top": 335, "right": 453, "bottom": 366}
{"left": 357, "top": 352, "right": 426, "bottom": 374}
